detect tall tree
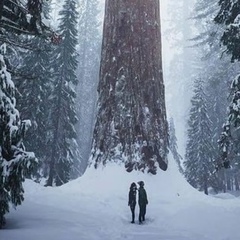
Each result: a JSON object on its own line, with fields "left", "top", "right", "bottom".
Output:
{"left": 184, "top": 79, "right": 215, "bottom": 195}
{"left": 214, "top": 0, "right": 240, "bottom": 169}
{"left": 0, "top": 0, "right": 55, "bottom": 228}
{"left": 15, "top": 38, "right": 52, "bottom": 179}
{"left": 76, "top": 0, "right": 101, "bottom": 174}
{"left": 0, "top": 44, "right": 37, "bottom": 227}
{"left": 46, "top": 0, "right": 79, "bottom": 186}
{"left": 90, "top": 0, "right": 168, "bottom": 174}
{"left": 15, "top": 3, "right": 53, "bottom": 180}
{"left": 191, "top": 0, "right": 240, "bottom": 192}
{"left": 0, "top": 0, "right": 55, "bottom": 40}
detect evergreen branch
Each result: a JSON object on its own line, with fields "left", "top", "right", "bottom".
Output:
{"left": 0, "top": 35, "right": 52, "bottom": 51}
{"left": 0, "top": 22, "right": 37, "bottom": 35}
{"left": 7, "top": 0, "right": 28, "bottom": 14}
{"left": 8, "top": 68, "right": 38, "bottom": 81}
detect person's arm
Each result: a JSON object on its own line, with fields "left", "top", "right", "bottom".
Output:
{"left": 128, "top": 191, "right": 131, "bottom": 205}
{"left": 144, "top": 189, "right": 148, "bottom": 204}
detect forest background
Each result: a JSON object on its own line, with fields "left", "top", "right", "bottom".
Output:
{"left": 1, "top": 0, "right": 240, "bottom": 229}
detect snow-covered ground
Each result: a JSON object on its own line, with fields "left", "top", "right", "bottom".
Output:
{"left": 1, "top": 156, "right": 240, "bottom": 240}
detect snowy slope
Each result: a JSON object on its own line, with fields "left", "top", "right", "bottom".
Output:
{"left": 1, "top": 155, "right": 240, "bottom": 240}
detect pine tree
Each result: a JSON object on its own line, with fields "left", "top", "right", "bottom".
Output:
{"left": 0, "top": 44, "right": 37, "bottom": 227}
{"left": 214, "top": 0, "right": 240, "bottom": 62}
{"left": 0, "top": 0, "right": 55, "bottom": 228}
{"left": 46, "top": 0, "right": 79, "bottom": 186}
{"left": 76, "top": 0, "right": 101, "bottom": 174}
{"left": 191, "top": 0, "right": 240, "bottom": 192}
{"left": 90, "top": 0, "right": 169, "bottom": 174}
{"left": 15, "top": 2, "right": 53, "bottom": 180}
{"left": 0, "top": 0, "right": 53, "bottom": 38}
{"left": 15, "top": 38, "right": 52, "bottom": 180}
{"left": 214, "top": 0, "right": 240, "bottom": 170}
{"left": 184, "top": 79, "right": 215, "bottom": 195}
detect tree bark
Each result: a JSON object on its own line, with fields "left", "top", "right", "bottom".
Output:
{"left": 90, "top": 0, "right": 168, "bottom": 174}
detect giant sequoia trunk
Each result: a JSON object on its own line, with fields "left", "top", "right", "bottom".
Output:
{"left": 90, "top": 0, "right": 168, "bottom": 174}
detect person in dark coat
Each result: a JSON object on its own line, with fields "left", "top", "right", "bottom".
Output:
{"left": 138, "top": 181, "right": 148, "bottom": 224}
{"left": 128, "top": 182, "right": 137, "bottom": 223}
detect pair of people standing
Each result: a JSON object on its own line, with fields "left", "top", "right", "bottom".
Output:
{"left": 128, "top": 181, "right": 148, "bottom": 224}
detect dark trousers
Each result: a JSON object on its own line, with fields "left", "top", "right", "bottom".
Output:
{"left": 139, "top": 204, "right": 146, "bottom": 222}
{"left": 130, "top": 203, "right": 136, "bottom": 222}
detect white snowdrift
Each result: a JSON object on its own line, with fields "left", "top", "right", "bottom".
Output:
{"left": 1, "top": 154, "right": 240, "bottom": 240}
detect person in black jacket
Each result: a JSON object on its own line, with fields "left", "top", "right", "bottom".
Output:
{"left": 128, "top": 182, "right": 137, "bottom": 223}
{"left": 138, "top": 181, "right": 148, "bottom": 224}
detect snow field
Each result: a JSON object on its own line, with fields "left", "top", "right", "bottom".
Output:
{"left": 1, "top": 155, "right": 240, "bottom": 240}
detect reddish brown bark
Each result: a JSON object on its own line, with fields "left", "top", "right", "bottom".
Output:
{"left": 90, "top": 0, "right": 168, "bottom": 174}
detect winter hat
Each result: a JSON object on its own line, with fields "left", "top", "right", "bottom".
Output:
{"left": 138, "top": 181, "right": 144, "bottom": 187}
{"left": 130, "top": 182, "right": 136, "bottom": 189}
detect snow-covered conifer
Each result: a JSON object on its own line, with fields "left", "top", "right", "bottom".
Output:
{"left": 0, "top": 44, "right": 37, "bottom": 227}
{"left": 184, "top": 79, "right": 215, "bottom": 195}
{"left": 190, "top": 0, "right": 240, "bottom": 192}
{"left": 0, "top": 0, "right": 56, "bottom": 227}
{"left": 0, "top": 0, "right": 51, "bottom": 36}
{"left": 214, "top": 0, "right": 240, "bottom": 174}
{"left": 46, "top": 0, "right": 79, "bottom": 186}
{"left": 214, "top": 0, "right": 240, "bottom": 62}
{"left": 15, "top": 2, "right": 53, "bottom": 179}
